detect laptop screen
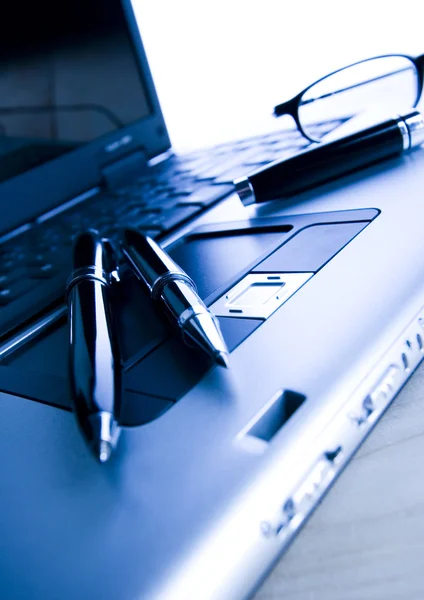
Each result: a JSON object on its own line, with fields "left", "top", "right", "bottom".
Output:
{"left": 0, "top": 0, "right": 152, "bottom": 184}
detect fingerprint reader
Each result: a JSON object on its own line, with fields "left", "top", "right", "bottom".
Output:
{"left": 211, "top": 272, "right": 313, "bottom": 320}
{"left": 230, "top": 282, "right": 285, "bottom": 306}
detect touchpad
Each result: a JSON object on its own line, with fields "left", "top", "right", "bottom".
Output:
{"left": 169, "top": 224, "right": 293, "bottom": 299}
{"left": 0, "top": 208, "right": 379, "bottom": 426}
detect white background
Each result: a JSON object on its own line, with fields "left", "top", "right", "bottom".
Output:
{"left": 132, "top": 1, "right": 424, "bottom": 151}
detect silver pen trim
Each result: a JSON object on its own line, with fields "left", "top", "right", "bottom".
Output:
{"left": 66, "top": 266, "right": 111, "bottom": 297}
{"left": 234, "top": 176, "right": 255, "bottom": 206}
{"left": 403, "top": 110, "right": 424, "bottom": 149}
{"left": 151, "top": 271, "right": 196, "bottom": 300}
{"left": 396, "top": 116, "right": 410, "bottom": 151}
{"left": 178, "top": 304, "right": 210, "bottom": 327}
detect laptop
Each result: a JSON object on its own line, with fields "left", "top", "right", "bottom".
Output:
{"left": 1, "top": 0, "right": 424, "bottom": 598}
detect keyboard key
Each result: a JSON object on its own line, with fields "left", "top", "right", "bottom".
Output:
{"left": 1, "top": 258, "right": 15, "bottom": 271}
{"left": 241, "top": 159, "right": 270, "bottom": 169}
{"left": 193, "top": 159, "right": 242, "bottom": 180}
{"left": 131, "top": 212, "right": 166, "bottom": 230}
{"left": 132, "top": 205, "right": 199, "bottom": 232}
{"left": 144, "top": 194, "right": 179, "bottom": 210}
{"left": 157, "top": 206, "right": 200, "bottom": 231}
{"left": 0, "top": 280, "right": 36, "bottom": 305}
{"left": 0, "top": 122, "right": 340, "bottom": 333}
{"left": 28, "top": 264, "right": 59, "bottom": 279}
{"left": 168, "top": 185, "right": 196, "bottom": 196}
{"left": 0, "top": 288, "right": 13, "bottom": 305}
{"left": 176, "top": 184, "right": 234, "bottom": 206}
{"left": 0, "top": 267, "right": 30, "bottom": 287}
{"left": 26, "top": 254, "right": 51, "bottom": 267}
{"left": 213, "top": 166, "right": 253, "bottom": 184}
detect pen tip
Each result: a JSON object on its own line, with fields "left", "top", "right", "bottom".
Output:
{"left": 94, "top": 440, "right": 113, "bottom": 463}
{"left": 215, "top": 351, "right": 230, "bottom": 369}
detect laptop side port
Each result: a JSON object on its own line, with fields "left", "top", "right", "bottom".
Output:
{"left": 260, "top": 446, "right": 343, "bottom": 539}
{"left": 256, "top": 303, "right": 424, "bottom": 552}
{"left": 236, "top": 389, "right": 306, "bottom": 454}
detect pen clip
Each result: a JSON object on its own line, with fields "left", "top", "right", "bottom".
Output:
{"left": 101, "top": 238, "right": 121, "bottom": 284}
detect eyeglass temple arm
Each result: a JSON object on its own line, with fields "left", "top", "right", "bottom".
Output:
{"left": 414, "top": 54, "right": 424, "bottom": 105}
{"left": 274, "top": 66, "right": 416, "bottom": 116}
{"left": 273, "top": 97, "right": 298, "bottom": 117}
{"left": 272, "top": 96, "right": 303, "bottom": 130}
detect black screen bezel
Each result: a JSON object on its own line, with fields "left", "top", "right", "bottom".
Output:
{"left": 0, "top": 0, "right": 171, "bottom": 237}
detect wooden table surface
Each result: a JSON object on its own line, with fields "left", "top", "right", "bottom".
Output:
{"left": 254, "top": 360, "right": 424, "bottom": 600}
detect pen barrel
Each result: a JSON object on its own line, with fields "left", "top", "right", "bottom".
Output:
{"left": 123, "top": 230, "right": 185, "bottom": 291}
{"left": 68, "top": 278, "right": 122, "bottom": 429}
{"left": 121, "top": 229, "right": 229, "bottom": 364}
{"left": 238, "top": 117, "right": 406, "bottom": 204}
{"left": 160, "top": 278, "right": 202, "bottom": 324}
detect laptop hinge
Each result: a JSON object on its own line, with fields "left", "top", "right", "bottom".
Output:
{"left": 101, "top": 149, "right": 148, "bottom": 189}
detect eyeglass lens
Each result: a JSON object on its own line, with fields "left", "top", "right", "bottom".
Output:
{"left": 299, "top": 56, "right": 419, "bottom": 141}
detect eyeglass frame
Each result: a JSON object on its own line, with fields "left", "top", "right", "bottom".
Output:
{"left": 273, "top": 53, "right": 424, "bottom": 142}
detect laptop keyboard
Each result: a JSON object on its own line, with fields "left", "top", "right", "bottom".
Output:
{"left": 0, "top": 120, "right": 341, "bottom": 340}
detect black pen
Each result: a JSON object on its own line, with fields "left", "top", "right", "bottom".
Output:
{"left": 121, "top": 229, "right": 230, "bottom": 368}
{"left": 235, "top": 110, "right": 424, "bottom": 206}
{"left": 66, "top": 229, "right": 122, "bottom": 463}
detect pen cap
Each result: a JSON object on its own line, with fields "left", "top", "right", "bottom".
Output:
{"left": 67, "top": 229, "right": 118, "bottom": 292}
{"left": 234, "top": 112, "right": 415, "bottom": 206}
{"left": 72, "top": 229, "right": 103, "bottom": 270}
{"left": 67, "top": 230, "right": 123, "bottom": 456}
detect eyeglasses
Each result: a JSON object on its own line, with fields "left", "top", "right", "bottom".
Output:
{"left": 273, "top": 53, "right": 424, "bottom": 143}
